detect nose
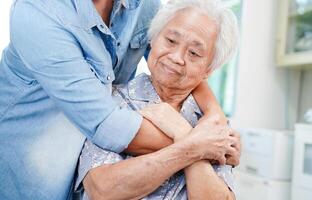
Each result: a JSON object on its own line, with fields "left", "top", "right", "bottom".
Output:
{"left": 168, "top": 47, "right": 185, "bottom": 66}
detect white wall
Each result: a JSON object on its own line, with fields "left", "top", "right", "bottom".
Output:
{"left": 229, "top": 0, "right": 300, "bottom": 130}
{"left": 0, "top": 1, "right": 12, "bottom": 56}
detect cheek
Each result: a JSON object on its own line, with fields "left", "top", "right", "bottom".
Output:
{"left": 184, "top": 63, "right": 208, "bottom": 82}
{"left": 148, "top": 50, "right": 171, "bottom": 72}
{"left": 147, "top": 50, "right": 158, "bottom": 71}
{"left": 151, "top": 38, "right": 171, "bottom": 58}
{"left": 187, "top": 63, "right": 207, "bottom": 76}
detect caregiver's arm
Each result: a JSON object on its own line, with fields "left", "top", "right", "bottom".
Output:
{"left": 126, "top": 82, "right": 236, "bottom": 156}
{"left": 125, "top": 103, "right": 195, "bottom": 155}
{"left": 192, "top": 81, "right": 228, "bottom": 124}
{"left": 11, "top": 1, "right": 171, "bottom": 155}
{"left": 125, "top": 118, "right": 173, "bottom": 155}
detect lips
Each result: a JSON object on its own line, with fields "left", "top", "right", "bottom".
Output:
{"left": 160, "top": 62, "right": 182, "bottom": 75}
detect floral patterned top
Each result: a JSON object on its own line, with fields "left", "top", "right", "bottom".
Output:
{"left": 75, "top": 73, "right": 235, "bottom": 200}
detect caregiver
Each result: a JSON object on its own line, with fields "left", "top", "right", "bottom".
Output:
{"left": 0, "top": 0, "right": 236, "bottom": 199}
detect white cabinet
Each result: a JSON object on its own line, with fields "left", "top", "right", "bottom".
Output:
{"left": 276, "top": 0, "right": 312, "bottom": 67}
{"left": 237, "top": 128, "right": 294, "bottom": 179}
{"left": 235, "top": 128, "right": 294, "bottom": 200}
{"left": 235, "top": 171, "right": 291, "bottom": 200}
{"left": 291, "top": 124, "right": 312, "bottom": 200}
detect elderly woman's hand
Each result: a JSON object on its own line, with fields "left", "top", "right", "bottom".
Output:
{"left": 139, "top": 103, "right": 192, "bottom": 141}
{"left": 185, "top": 116, "right": 239, "bottom": 165}
{"left": 196, "top": 115, "right": 241, "bottom": 166}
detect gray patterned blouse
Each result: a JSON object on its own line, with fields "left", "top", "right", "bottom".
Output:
{"left": 75, "top": 73, "right": 235, "bottom": 200}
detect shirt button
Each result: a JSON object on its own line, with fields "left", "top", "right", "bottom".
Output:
{"left": 117, "top": 42, "right": 121, "bottom": 46}
{"left": 111, "top": 23, "right": 114, "bottom": 27}
{"left": 99, "top": 24, "right": 104, "bottom": 29}
{"left": 107, "top": 75, "right": 111, "bottom": 81}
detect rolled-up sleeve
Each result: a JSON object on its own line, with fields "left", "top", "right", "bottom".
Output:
{"left": 10, "top": 1, "right": 142, "bottom": 153}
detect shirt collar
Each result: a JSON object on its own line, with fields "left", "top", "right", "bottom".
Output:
{"left": 74, "top": 0, "right": 140, "bottom": 30}
{"left": 75, "top": 0, "right": 101, "bottom": 30}
{"left": 120, "top": 0, "right": 141, "bottom": 10}
{"left": 120, "top": 0, "right": 129, "bottom": 9}
{"left": 127, "top": 73, "right": 202, "bottom": 116}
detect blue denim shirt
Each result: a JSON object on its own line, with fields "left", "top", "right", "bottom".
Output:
{"left": 75, "top": 74, "right": 236, "bottom": 200}
{"left": 0, "top": 0, "right": 160, "bottom": 199}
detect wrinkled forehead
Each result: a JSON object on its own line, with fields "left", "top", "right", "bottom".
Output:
{"left": 165, "top": 28, "right": 206, "bottom": 50}
{"left": 161, "top": 9, "right": 218, "bottom": 49}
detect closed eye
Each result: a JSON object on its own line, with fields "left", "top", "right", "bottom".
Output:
{"left": 166, "top": 37, "right": 176, "bottom": 44}
{"left": 189, "top": 50, "right": 201, "bottom": 57}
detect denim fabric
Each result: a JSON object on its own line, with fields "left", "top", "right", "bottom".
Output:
{"left": 0, "top": 0, "right": 160, "bottom": 199}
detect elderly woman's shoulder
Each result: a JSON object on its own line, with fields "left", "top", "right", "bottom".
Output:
{"left": 112, "top": 73, "right": 151, "bottom": 110}
{"left": 112, "top": 73, "right": 150, "bottom": 95}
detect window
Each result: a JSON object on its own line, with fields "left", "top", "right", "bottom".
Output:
{"left": 208, "top": 0, "right": 242, "bottom": 116}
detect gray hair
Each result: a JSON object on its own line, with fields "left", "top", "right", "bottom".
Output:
{"left": 148, "top": 0, "right": 239, "bottom": 70}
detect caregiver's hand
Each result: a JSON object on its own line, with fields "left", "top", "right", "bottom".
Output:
{"left": 225, "top": 129, "right": 241, "bottom": 166}
{"left": 186, "top": 116, "right": 237, "bottom": 165}
{"left": 196, "top": 115, "right": 241, "bottom": 166}
{"left": 139, "top": 102, "right": 192, "bottom": 141}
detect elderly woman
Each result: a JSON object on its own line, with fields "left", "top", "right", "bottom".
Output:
{"left": 74, "top": 0, "right": 240, "bottom": 200}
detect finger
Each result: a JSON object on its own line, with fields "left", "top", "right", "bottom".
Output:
{"left": 226, "top": 155, "right": 240, "bottom": 166}
{"left": 218, "top": 155, "right": 227, "bottom": 165}
{"left": 226, "top": 146, "right": 238, "bottom": 156}
{"left": 231, "top": 140, "right": 241, "bottom": 154}
{"left": 142, "top": 103, "right": 165, "bottom": 112}
{"left": 229, "top": 133, "right": 241, "bottom": 152}
{"left": 237, "top": 141, "right": 241, "bottom": 154}
{"left": 230, "top": 143, "right": 240, "bottom": 153}
{"left": 229, "top": 130, "right": 241, "bottom": 139}
{"left": 140, "top": 103, "right": 166, "bottom": 116}
{"left": 227, "top": 135, "right": 238, "bottom": 146}
{"left": 225, "top": 147, "right": 240, "bottom": 162}
{"left": 138, "top": 110, "right": 154, "bottom": 119}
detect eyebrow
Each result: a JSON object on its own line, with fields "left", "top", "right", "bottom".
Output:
{"left": 191, "top": 41, "right": 204, "bottom": 50}
{"left": 167, "top": 29, "right": 205, "bottom": 51}
{"left": 167, "top": 29, "right": 182, "bottom": 38}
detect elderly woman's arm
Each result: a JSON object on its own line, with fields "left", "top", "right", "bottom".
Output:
{"left": 83, "top": 142, "right": 198, "bottom": 200}
{"left": 141, "top": 105, "right": 237, "bottom": 200}
{"left": 184, "top": 161, "right": 235, "bottom": 200}
{"left": 81, "top": 115, "right": 235, "bottom": 200}
{"left": 192, "top": 81, "right": 241, "bottom": 166}
{"left": 172, "top": 125, "right": 236, "bottom": 200}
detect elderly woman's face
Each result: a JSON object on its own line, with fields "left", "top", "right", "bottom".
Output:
{"left": 148, "top": 8, "right": 218, "bottom": 91}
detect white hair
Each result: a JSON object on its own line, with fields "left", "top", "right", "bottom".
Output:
{"left": 148, "top": 0, "right": 239, "bottom": 70}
